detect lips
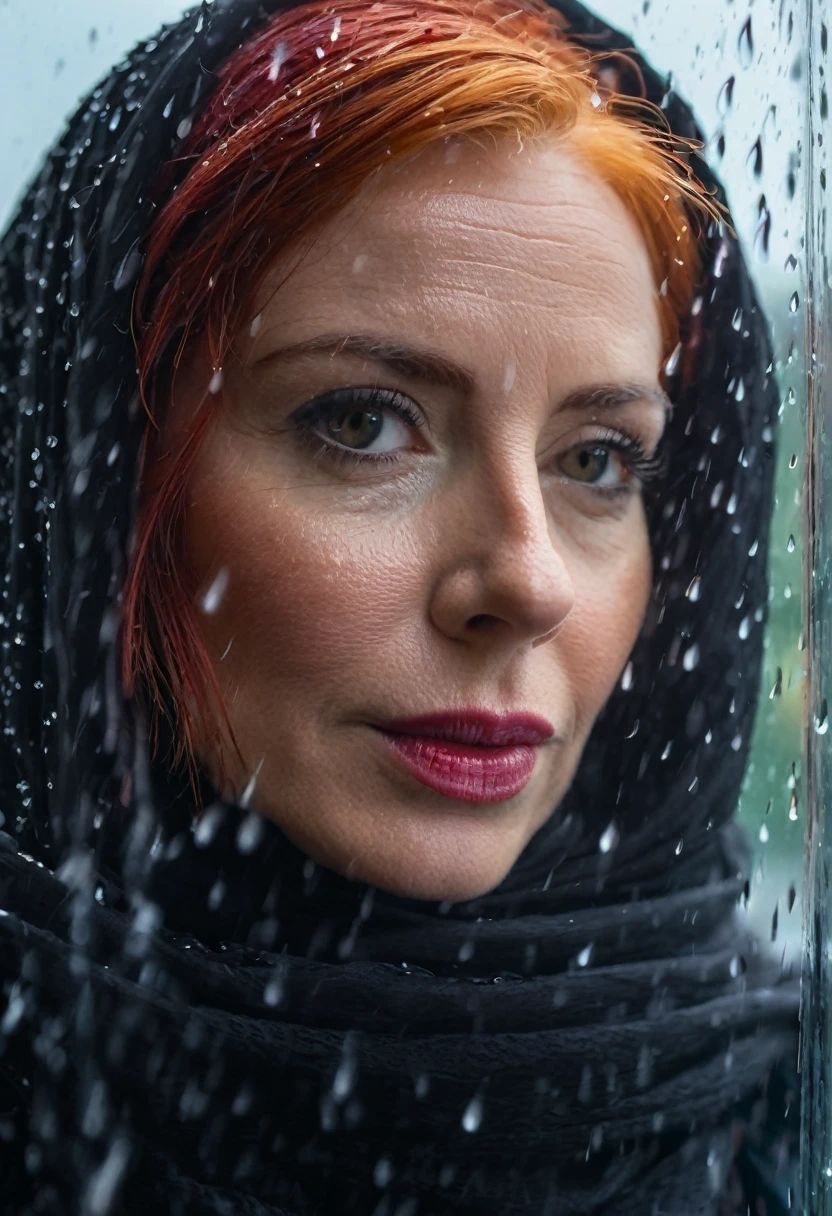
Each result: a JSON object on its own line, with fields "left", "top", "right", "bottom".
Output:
{"left": 373, "top": 709, "right": 554, "bottom": 804}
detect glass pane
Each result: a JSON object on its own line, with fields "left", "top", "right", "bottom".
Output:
{"left": 803, "top": 0, "right": 830, "bottom": 1209}
{"left": 0, "top": 3, "right": 809, "bottom": 1213}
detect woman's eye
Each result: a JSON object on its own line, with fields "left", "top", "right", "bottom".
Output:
{"left": 556, "top": 444, "right": 631, "bottom": 489}
{"left": 321, "top": 405, "right": 409, "bottom": 453}
{"left": 295, "top": 387, "right": 423, "bottom": 464}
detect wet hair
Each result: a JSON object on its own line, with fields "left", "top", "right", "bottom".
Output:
{"left": 121, "top": 0, "right": 720, "bottom": 792}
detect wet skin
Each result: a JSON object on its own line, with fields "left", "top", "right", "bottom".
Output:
{"left": 166, "top": 134, "right": 666, "bottom": 901}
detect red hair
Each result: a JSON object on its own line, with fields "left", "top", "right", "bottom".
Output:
{"left": 122, "top": 0, "right": 719, "bottom": 793}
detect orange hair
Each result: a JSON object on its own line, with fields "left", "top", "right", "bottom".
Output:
{"left": 122, "top": 0, "right": 720, "bottom": 793}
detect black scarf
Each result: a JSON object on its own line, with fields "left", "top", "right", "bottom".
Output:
{"left": 0, "top": 2, "right": 800, "bottom": 1213}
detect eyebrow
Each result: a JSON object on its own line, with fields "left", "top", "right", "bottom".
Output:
{"left": 251, "top": 332, "right": 672, "bottom": 414}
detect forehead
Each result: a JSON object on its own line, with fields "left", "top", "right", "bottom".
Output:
{"left": 249, "top": 134, "right": 662, "bottom": 387}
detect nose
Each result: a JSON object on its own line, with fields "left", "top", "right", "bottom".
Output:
{"left": 428, "top": 462, "right": 575, "bottom": 651}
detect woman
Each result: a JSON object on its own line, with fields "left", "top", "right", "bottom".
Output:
{"left": 0, "top": 1, "right": 799, "bottom": 1213}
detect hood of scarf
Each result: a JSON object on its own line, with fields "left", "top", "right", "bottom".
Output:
{"left": 0, "top": 2, "right": 799, "bottom": 1214}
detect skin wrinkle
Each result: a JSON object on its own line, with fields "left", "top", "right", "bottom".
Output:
{"left": 172, "top": 135, "right": 664, "bottom": 901}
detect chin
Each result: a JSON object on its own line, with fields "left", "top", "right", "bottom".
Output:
{"left": 338, "top": 836, "right": 521, "bottom": 903}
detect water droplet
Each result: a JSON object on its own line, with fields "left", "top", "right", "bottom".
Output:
{"left": 738, "top": 17, "right": 754, "bottom": 66}
{"left": 789, "top": 453, "right": 798, "bottom": 470}
{"left": 249, "top": 313, "right": 263, "bottom": 338}
{"left": 264, "top": 971, "right": 284, "bottom": 1007}
{"left": 686, "top": 575, "right": 701, "bottom": 601}
{"left": 239, "top": 760, "right": 264, "bottom": 811}
{"left": 374, "top": 1156, "right": 393, "bottom": 1187}
{"left": 209, "top": 369, "right": 224, "bottom": 394}
{"left": 333, "top": 1041, "right": 357, "bottom": 1099}
{"left": 746, "top": 137, "right": 763, "bottom": 179}
{"left": 661, "top": 741, "right": 672, "bottom": 761}
{"left": 462, "top": 1092, "right": 483, "bottom": 1133}
{"left": 199, "top": 567, "right": 230, "bottom": 614}
{"left": 759, "top": 823, "right": 769, "bottom": 843}
{"left": 738, "top": 616, "right": 750, "bottom": 640}
{"left": 789, "top": 291, "right": 800, "bottom": 313}
{"left": 717, "top": 75, "right": 735, "bottom": 116}
{"left": 620, "top": 661, "right": 633, "bottom": 691}
{"left": 176, "top": 116, "right": 193, "bottom": 140}
{"left": 675, "top": 839, "right": 684, "bottom": 856}
{"left": 576, "top": 943, "right": 593, "bottom": 967}
{"left": 268, "top": 41, "right": 288, "bottom": 82}
{"left": 682, "top": 644, "right": 700, "bottom": 672}
{"left": 503, "top": 360, "right": 516, "bottom": 393}
{"left": 236, "top": 812, "right": 264, "bottom": 855}
{"left": 784, "top": 253, "right": 798, "bottom": 273}
{"left": 789, "top": 793, "right": 799, "bottom": 821}
{"left": 731, "top": 308, "right": 743, "bottom": 331}
{"left": 664, "top": 342, "right": 682, "bottom": 376}
{"left": 815, "top": 700, "right": 828, "bottom": 734}
{"left": 748, "top": 539, "right": 759, "bottom": 557}
{"left": 599, "top": 822, "right": 619, "bottom": 854}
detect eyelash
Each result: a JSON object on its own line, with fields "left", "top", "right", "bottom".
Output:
{"left": 291, "top": 386, "right": 666, "bottom": 492}
{"left": 292, "top": 386, "right": 422, "bottom": 472}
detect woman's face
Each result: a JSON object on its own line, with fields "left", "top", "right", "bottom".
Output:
{"left": 173, "top": 134, "right": 666, "bottom": 901}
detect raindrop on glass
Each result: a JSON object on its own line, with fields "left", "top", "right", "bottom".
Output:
{"left": 737, "top": 17, "right": 754, "bottom": 66}
{"left": 268, "top": 42, "right": 287, "bottom": 83}
{"left": 682, "top": 644, "right": 700, "bottom": 672}
{"left": 576, "top": 943, "right": 593, "bottom": 967}
{"left": 717, "top": 75, "right": 735, "bottom": 116}
{"left": 461, "top": 1092, "right": 483, "bottom": 1133}
{"left": 374, "top": 1157, "right": 393, "bottom": 1187}
{"left": 663, "top": 342, "right": 682, "bottom": 377}
{"left": 199, "top": 567, "right": 230, "bottom": 614}
{"left": 599, "top": 822, "right": 619, "bottom": 854}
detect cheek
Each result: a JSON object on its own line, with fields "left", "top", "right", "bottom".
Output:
{"left": 183, "top": 443, "right": 423, "bottom": 702}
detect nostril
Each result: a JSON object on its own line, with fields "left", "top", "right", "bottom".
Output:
{"left": 468, "top": 614, "right": 497, "bottom": 630}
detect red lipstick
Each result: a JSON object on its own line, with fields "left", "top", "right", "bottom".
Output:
{"left": 373, "top": 710, "right": 554, "bottom": 804}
